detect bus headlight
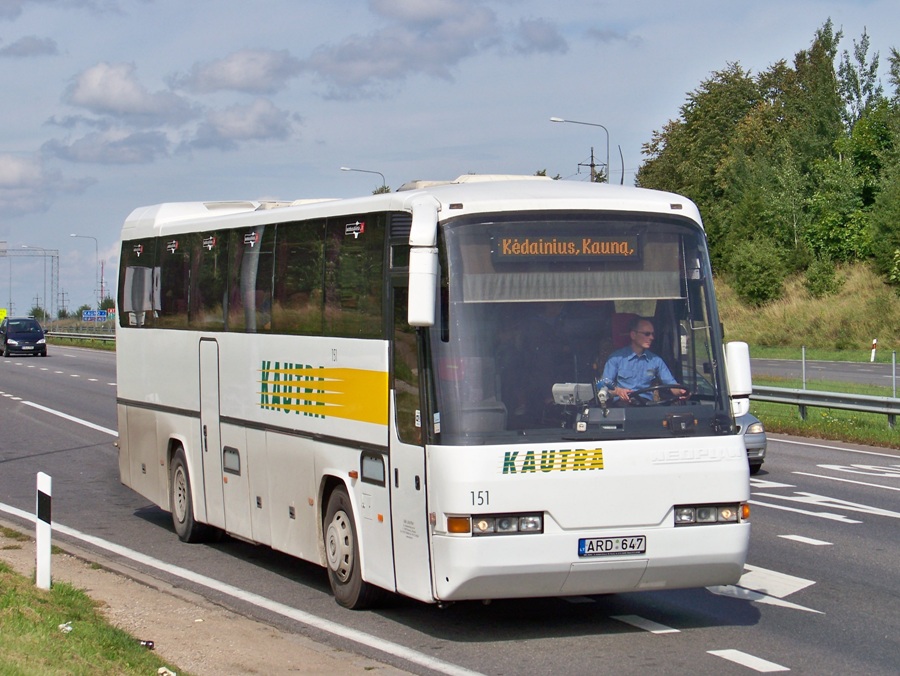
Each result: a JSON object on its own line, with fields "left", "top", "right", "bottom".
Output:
{"left": 674, "top": 503, "right": 746, "bottom": 526}
{"left": 451, "top": 513, "right": 544, "bottom": 536}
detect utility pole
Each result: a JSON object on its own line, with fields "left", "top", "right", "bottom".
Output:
{"left": 577, "top": 147, "right": 606, "bottom": 182}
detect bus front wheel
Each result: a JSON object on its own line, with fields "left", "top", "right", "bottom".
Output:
{"left": 324, "top": 486, "right": 382, "bottom": 609}
{"left": 170, "top": 448, "right": 205, "bottom": 543}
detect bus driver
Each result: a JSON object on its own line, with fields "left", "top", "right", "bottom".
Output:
{"left": 600, "top": 317, "right": 685, "bottom": 403}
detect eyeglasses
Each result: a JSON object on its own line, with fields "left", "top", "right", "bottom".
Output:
{"left": 634, "top": 331, "right": 654, "bottom": 337}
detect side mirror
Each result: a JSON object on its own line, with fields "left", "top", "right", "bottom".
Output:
{"left": 405, "top": 194, "right": 441, "bottom": 327}
{"left": 407, "top": 247, "right": 438, "bottom": 327}
{"left": 725, "top": 341, "right": 752, "bottom": 417}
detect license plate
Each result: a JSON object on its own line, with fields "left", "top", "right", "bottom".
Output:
{"left": 23, "top": 346, "right": 33, "bottom": 350}
{"left": 578, "top": 535, "right": 646, "bottom": 557}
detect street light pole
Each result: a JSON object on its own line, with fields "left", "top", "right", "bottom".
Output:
{"left": 550, "top": 117, "right": 610, "bottom": 183}
{"left": 340, "top": 166, "right": 387, "bottom": 192}
{"left": 70, "top": 234, "right": 99, "bottom": 310}
{"left": 21, "top": 245, "right": 47, "bottom": 322}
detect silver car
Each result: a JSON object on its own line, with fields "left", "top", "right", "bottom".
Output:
{"left": 737, "top": 412, "right": 767, "bottom": 474}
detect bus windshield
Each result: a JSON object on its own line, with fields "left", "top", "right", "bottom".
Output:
{"left": 429, "top": 212, "right": 732, "bottom": 445}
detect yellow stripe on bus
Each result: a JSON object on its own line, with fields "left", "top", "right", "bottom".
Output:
{"left": 258, "top": 365, "right": 389, "bottom": 425}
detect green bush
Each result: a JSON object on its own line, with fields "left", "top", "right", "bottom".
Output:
{"left": 729, "top": 238, "right": 786, "bottom": 306}
{"left": 804, "top": 256, "right": 843, "bottom": 298}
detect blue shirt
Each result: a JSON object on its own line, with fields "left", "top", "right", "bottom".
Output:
{"left": 600, "top": 347, "right": 677, "bottom": 398}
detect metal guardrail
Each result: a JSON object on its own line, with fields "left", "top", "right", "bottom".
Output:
{"left": 46, "top": 331, "right": 116, "bottom": 343}
{"left": 752, "top": 385, "right": 900, "bottom": 428}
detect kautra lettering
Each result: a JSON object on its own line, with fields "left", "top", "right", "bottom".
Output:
{"left": 502, "top": 448, "right": 604, "bottom": 474}
{"left": 259, "top": 361, "right": 326, "bottom": 418}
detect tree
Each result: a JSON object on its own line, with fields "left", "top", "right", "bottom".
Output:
{"left": 838, "top": 27, "right": 883, "bottom": 128}
{"left": 729, "top": 237, "right": 787, "bottom": 305}
{"left": 100, "top": 295, "right": 115, "bottom": 311}
{"left": 29, "top": 305, "right": 47, "bottom": 321}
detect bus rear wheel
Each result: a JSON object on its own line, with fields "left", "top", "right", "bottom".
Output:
{"left": 324, "top": 486, "right": 383, "bottom": 609}
{"left": 170, "top": 447, "right": 205, "bottom": 543}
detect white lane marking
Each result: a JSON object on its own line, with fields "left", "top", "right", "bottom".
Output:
{"left": 750, "top": 478, "right": 796, "bottom": 489}
{"left": 611, "top": 615, "right": 679, "bottom": 634}
{"left": 793, "top": 472, "right": 900, "bottom": 492}
{"left": 707, "top": 585, "right": 822, "bottom": 613}
{"left": 23, "top": 401, "right": 117, "bottom": 437}
{"left": 815, "top": 463, "right": 900, "bottom": 478}
{"left": 774, "top": 438, "right": 899, "bottom": 459}
{"left": 749, "top": 500, "right": 863, "bottom": 524}
{"left": 0, "top": 503, "right": 483, "bottom": 676}
{"left": 737, "top": 564, "right": 814, "bottom": 598}
{"left": 755, "top": 492, "right": 900, "bottom": 520}
{"left": 707, "top": 565, "right": 822, "bottom": 614}
{"left": 70, "top": 374, "right": 80, "bottom": 378}
{"left": 708, "top": 649, "right": 790, "bottom": 672}
{"left": 778, "top": 535, "right": 832, "bottom": 546}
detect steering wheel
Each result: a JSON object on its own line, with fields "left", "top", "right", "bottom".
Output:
{"left": 626, "top": 384, "right": 691, "bottom": 406}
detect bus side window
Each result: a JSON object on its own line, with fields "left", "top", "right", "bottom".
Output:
{"left": 118, "top": 237, "right": 157, "bottom": 328}
{"left": 272, "top": 220, "right": 325, "bottom": 335}
{"left": 324, "top": 215, "right": 385, "bottom": 338}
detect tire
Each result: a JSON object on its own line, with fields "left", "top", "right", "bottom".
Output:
{"left": 2, "top": 345, "right": 8, "bottom": 358}
{"left": 324, "top": 486, "right": 383, "bottom": 609}
{"left": 749, "top": 462, "right": 763, "bottom": 475}
{"left": 170, "top": 447, "right": 206, "bottom": 543}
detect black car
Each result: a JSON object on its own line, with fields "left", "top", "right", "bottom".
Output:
{"left": 1, "top": 317, "right": 47, "bottom": 357}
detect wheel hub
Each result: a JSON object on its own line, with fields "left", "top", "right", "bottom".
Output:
{"left": 325, "top": 510, "right": 353, "bottom": 583}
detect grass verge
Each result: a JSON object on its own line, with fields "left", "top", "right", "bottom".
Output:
{"left": 752, "top": 375, "right": 900, "bottom": 449}
{"left": 0, "top": 559, "right": 188, "bottom": 676}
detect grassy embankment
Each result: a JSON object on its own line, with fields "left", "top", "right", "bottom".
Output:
{"left": 718, "top": 262, "right": 900, "bottom": 449}
{"left": 0, "top": 527, "right": 189, "bottom": 676}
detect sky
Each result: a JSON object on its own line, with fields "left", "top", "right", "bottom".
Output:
{"left": 0, "top": 0, "right": 898, "bottom": 318}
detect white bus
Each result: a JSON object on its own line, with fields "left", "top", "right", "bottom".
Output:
{"left": 116, "top": 175, "right": 753, "bottom": 609}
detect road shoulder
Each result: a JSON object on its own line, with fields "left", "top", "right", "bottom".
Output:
{"left": 0, "top": 519, "right": 409, "bottom": 675}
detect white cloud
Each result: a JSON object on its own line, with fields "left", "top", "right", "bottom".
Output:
{"left": 0, "top": 152, "right": 44, "bottom": 186}
{"left": 43, "top": 129, "right": 169, "bottom": 164}
{"left": 513, "top": 18, "right": 568, "bottom": 54}
{"left": 0, "top": 153, "right": 95, "bottom": 216}
{"left": 303, "top": 0, "right": 500, "bottom": 95}
{"left": 64, "top": 62, "right": 196, "bottom": 126}
{"left": 188, "top": 99, "right": 293, "bottom": 150}
{"left": 370, "top": 0, "right": 461, "bottom": 25}
{"left": 0, "top": 35, "right": 58, "bottom": 57}
{"left": 170, "top": 49, "right": 303, "bottom": 95}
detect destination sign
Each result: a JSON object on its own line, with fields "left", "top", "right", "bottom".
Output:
{"left": 492, "top": 234, "right": 640, "bottom": 262}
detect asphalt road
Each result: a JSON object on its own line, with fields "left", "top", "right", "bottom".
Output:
{"left": 751, "top": 357, "right": 900, "bottom": 389}
{"left": 1, "top": 348, "right": 898, "bottom": 675}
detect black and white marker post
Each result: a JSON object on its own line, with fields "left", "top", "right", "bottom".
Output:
{"left": 36, "top": 472, "right": 52, "bottom": 589}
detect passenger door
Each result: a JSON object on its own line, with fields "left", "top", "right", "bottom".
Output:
{"left": 388, "top": 288, "right": 434, "bottom": 602}
{"left": 198, "top": 338, "right": 225, "bottom": 527}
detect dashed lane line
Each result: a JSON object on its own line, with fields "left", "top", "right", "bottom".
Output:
{"left": 708, "top": 649, "right": 789, "bottom": 672}
{"left": 778, "top": 535, "right": 832, "bottom": 546}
